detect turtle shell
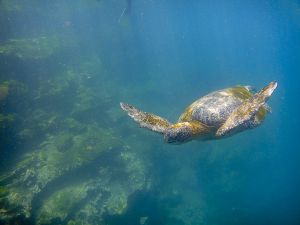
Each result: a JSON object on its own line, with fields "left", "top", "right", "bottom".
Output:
{"left": 178, "top": 86, "right": 254, "bottom": 127}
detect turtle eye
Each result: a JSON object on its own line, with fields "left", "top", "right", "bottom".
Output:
{"left": 163, "top": 130, "right": 179, "bottom": 144}
{"left": 163, "top": 133, "right": 176, "bottom": 144}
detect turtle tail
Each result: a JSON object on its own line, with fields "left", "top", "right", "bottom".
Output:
{"left": 120, "top": 102, "right": 172, "bottom": 134}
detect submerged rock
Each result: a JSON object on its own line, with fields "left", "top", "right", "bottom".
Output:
{"left": 0, "top": 114, "right": 15, "bottom": 129}
{"left": 37, "top": 183, "right": 89, "bottom": 224}
{"left": 0, "top": 36, "right": 75, "bottom": 60}
{"left": 0, "top": 80, "right": 27, "bottom": 103}
{"left": 0, "top": 86, "right": 9, "bottom": 102}
{"left": 0, "top": 123, "right": 152, "bottom": 225}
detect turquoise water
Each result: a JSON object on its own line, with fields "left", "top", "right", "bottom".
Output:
{"left": 0, "top": 1, "right": 299, "bottom": 225}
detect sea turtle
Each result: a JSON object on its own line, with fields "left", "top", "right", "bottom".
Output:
{"left": 120, "top": 81, "right": 277, "bottom": 144}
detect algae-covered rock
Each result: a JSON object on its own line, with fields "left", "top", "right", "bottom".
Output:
{"left": 0, "top": 36, "right": 75, "bottom": 60}
{"left": 0, "top": 127, "right": 156, "bottom": 225}
{"left": 0, "top": 86, "right": 9, "bottom": 102}
{"left": 61, "top": 149, "right": 153, "bottom": 225}
{"left": 18, "top": 128, "right": 35, "bottom": 140}
{"left": 34, "top": 125, "right": 122, "bottom": 187}
{"left": 0, "top": 79, "right": 156, "bottom": 225}
{"left": 0, "top": 80, "right": 27, "bottom": 103}
{"left": 64, "top": 118, "right": 86, "bottom": 132}
{"left": 0, "top": 123, "right": 125, "bottom": 223}
{"left": 120, "top": 149, "right": 151, "bottom": 192}
{"left": 103, "top": 150, "right": 151, "bottom": 216}
{"left": 37, "top": 183, "right": 89, "bottom": 224}
{"left": 19, "top": 109, "right": 61, "bottom": 139}
{"left": 0, "top": 19, "right": 156, "bottom": 224}
{"left": 34, "top": 58, "right": 111, "bottom": 120}
{"left": 105, "top": 186, "right": 129, "bottom": 215}
{"left": 0, "top": 114, "right": 15, "bottom": 129}
{"left": 0, "top": 80, "right": 29, "bottom": 153}
{"left": 35, "top": 69, "right": 79, "bottom": 102}
{"left": 0, "top": 186, "right": 8, "bottom": 198}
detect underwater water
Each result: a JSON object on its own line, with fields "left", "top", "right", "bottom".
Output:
{"left": 0, "top": 0, "right": 300, "bottom": 224}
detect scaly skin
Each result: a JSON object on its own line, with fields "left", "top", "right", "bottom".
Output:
{"left": 216, "top": 82, "right": 277, "bottom": 136}
{"left": 120, "top": 102, "right": 171, "bottom": 133}
{"left": 120, "top": 81, "right": 277, "bottom": 144}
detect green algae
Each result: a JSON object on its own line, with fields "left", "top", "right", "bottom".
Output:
{"left": 64, "top": 118, "right": 86, "bottom": 132}
{"left": 0, "top": 15, "right": 154, "bottom": 225}
{"left": 0, "top": 114, "right": 15, "bottom": 124}
{"left": 0, "top": 36, "right": 75, "bottom": 60}
{"left": 0, "top": 186, "right": 8, "bottom": 198}
{"left": 0, "top": 114, "right": 15, "bottom": 133}
{"left": 0, "top": 86, "right": 9, "bottom": 102}
{"left": 120, "top": 150, "right": 150, "bottom": 191}
{"left": 0, "top": 117, "right": 153, "bottom": 225}
{"left": 0, "top": 80, "right": 27, "bottom": 103}
{"left": 37, "top": 184, "right": 88, "bottom": 224}
{"left": 38, "top": 125, "right": 122, "bottom": 171}
{"left": 0, "top": 122, "right": 125, "bottom": 219}
{"left": 55, "top": 132, "right": 74, "bottom": 152}
{"left": 105, "top": 185, "right": 129, "bottom": 215}
{"left": 0, "top": 64, "right": 154, "bottom": 225}
{"left": 18, "top": 128, "right": 35, "bottom": 140}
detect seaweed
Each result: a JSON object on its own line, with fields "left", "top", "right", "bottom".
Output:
{"left": 0, "top": 36, "right": 75, "bottom": 60}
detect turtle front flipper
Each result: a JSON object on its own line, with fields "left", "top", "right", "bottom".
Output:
{"left": 120, "top": 102, "right": 172, "bottom": 133}
{"left": 216, "top": 81, "right": 277, "bottom": 136}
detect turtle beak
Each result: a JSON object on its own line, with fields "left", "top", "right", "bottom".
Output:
{"left": 164, "top": 135, "right": 175, "bottom": 144}
{"left": 164, "top": 133, "right": 180, "bottom": 144}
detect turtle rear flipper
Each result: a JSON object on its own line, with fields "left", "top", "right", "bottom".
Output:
{"left": 120, "top": 102, "right": 172, "bottom": 133}
{"left": 216, "top": 81, "right": 277, "bottom": 136}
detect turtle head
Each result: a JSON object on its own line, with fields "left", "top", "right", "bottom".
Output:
{"left": 164, "top": 122, "right": 194, "bottom": 144}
